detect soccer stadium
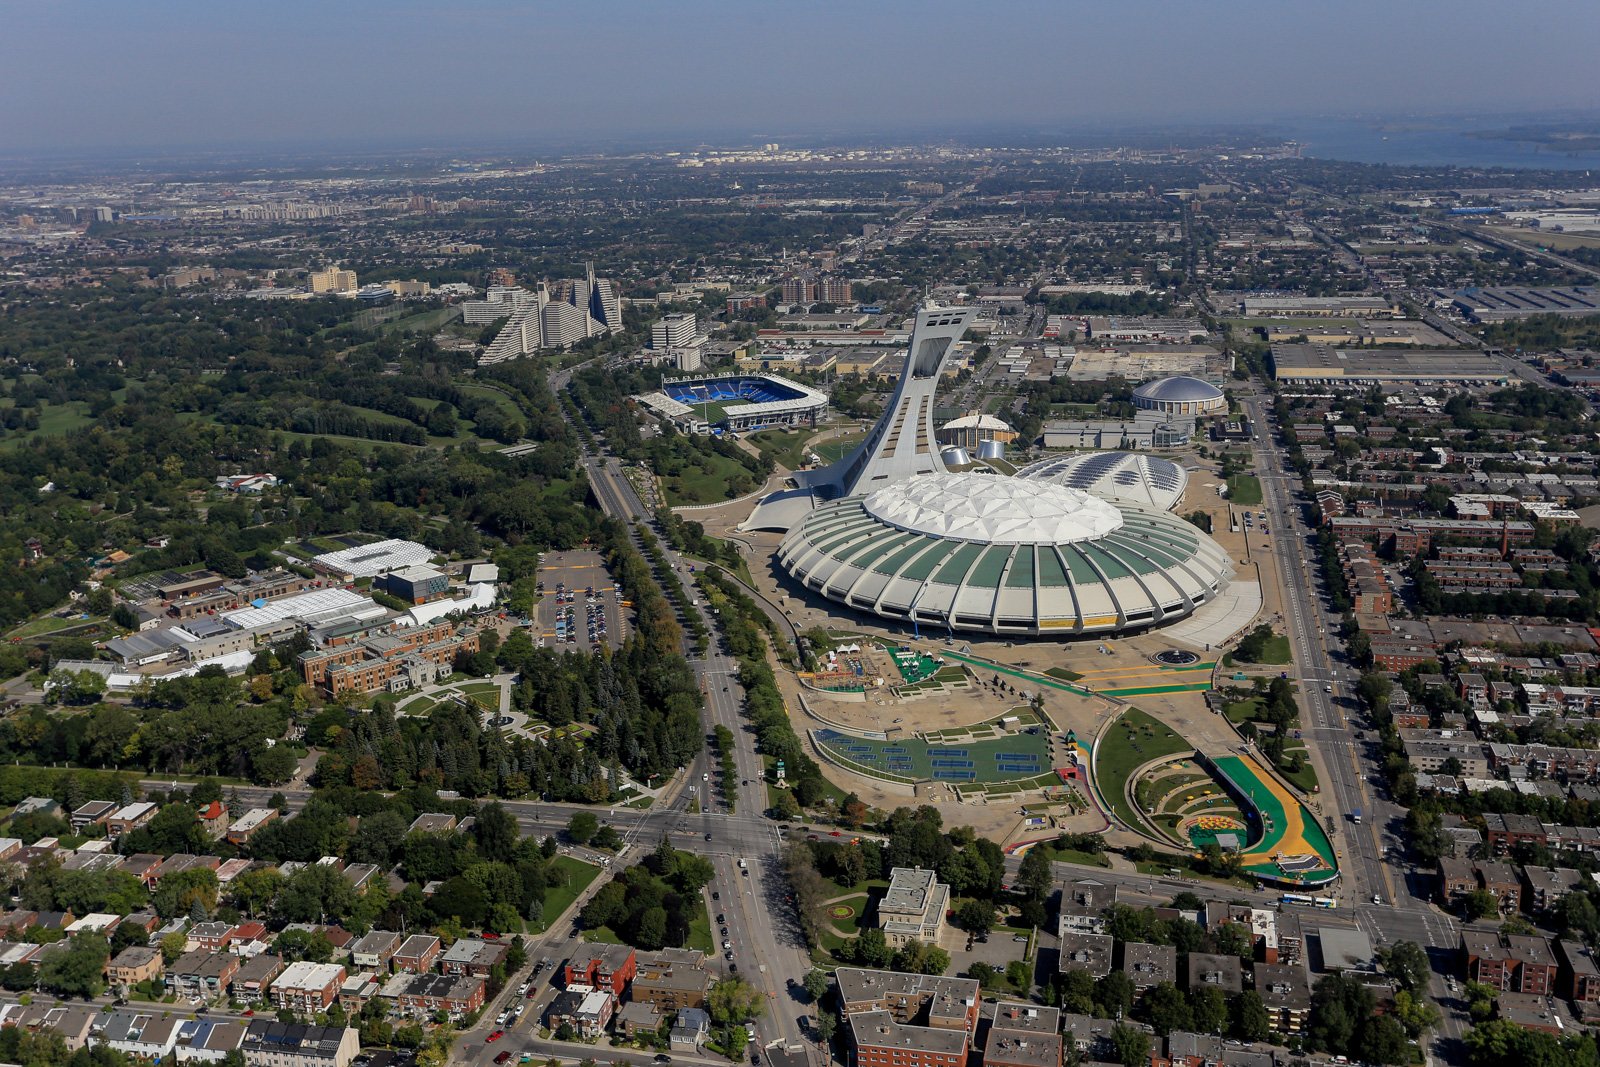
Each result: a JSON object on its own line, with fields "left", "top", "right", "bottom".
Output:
{"left": 776, "top": 472, "right": 1233, "bottom": 638}
{"left": 1015, "top": 451, "right": 1189, "bottom": 512}
{"left": 646, "top": 372, "right": 827, "bottom": 432}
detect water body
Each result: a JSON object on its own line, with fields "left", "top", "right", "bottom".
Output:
{"left": 1282, "top": 118, "right": 1600, "bottom": 171}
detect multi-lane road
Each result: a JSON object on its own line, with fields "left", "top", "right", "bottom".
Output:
{"left": 1243, "top": 393, "right": 1470, "bottom": 1057}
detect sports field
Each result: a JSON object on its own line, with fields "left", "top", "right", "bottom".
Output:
{"left": 814, "top": 728, "right": 1052, "bottom": 784}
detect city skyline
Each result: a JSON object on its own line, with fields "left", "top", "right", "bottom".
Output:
{"left": 3, "top": 0, "right": 1599, "bottom": 155}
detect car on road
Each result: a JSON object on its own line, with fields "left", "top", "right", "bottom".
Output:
{"left": 495, "top": 1054, "right": 511, "bottom": 1065}
{"left": 711, "top": 891, "right": 719, "bottom": 900}
{"left": 722, "top": 940, "right": 732, "bottom": 950}
{"left": 705, "top": 833, "right": 712, "bottom": 840}
{"left": 716, "top": 914, "right": 725, "bottom": 923}
{"left": 729, "top": 962, "right": 738, "bottom": 973}
{"left": 487, "top": 1031, "right": 504, "bottom": 1043}
{"left": 725, "top": 951, "right": 734, "bottom": 961}
{"left": 654, "top": 1057, "right": 672, "bottom": 1064}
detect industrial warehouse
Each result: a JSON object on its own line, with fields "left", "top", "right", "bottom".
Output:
{"left": 1270, "top": 343, "right": 1509, "bottom": 386}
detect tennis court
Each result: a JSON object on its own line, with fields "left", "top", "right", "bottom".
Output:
{"left": 814, "top": 728, "right": 1053, "bottom": 784}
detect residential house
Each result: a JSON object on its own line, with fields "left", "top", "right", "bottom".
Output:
{"left": 670, "top": 1007, "right": 711, "bottom": 1052}
{"left": 239, "top": 1021, "right": 360, "bottom": 1067}
{"left": 1057, "top": 933, "right": 1113, "bottom": 979}
{"left": 348, "top": 931, "right": 402, "bottom": 972}
{"left": 174, "top": 1019, "right": 248, "bottom": 1064}
{"left": 271, "top": 961, "right": 346, "bottom": 1014}
{"left": 197, "top": 801, "right": 229, "bottom": 839}
{"left": 544, "top": 989, "right": 616, "bottom": 1039}
{"left": 172, "top": 949, "right": 241, "bottom": 1002}
{"left": 1253, "top": 963, "right": 1311, "bottom": 1034}
{"left": 70, "top": 800, "right": 116, "bottom": 832}
{"left": 1477, "top": 861, "right": 1523, "bottom": 913}
{"left": 96, "top": 1009, "right": 182, "bottom": 1060}
{"left": 106, "top": 945, "right": 164, "bottom": 989}
{"left": 392, "top": 934, "right": 440, "bottom": 974}
{"left": 982, "top": 1002, "right": 1062, "bottom": 1067}
{"left": 1119, "top": 942, "right": 1177, "bottom": 992}
{"left": 564, "top": 944, "right": 637, "bottom": 995}
{"left": 1185, "top": 953, "right": 1243, "bottom": 994}
{"left": 233, "top": 954, "right": 285, "bottom": 1003}
{"left": 227, "top": 809, "right": 279, "bottom": 846}
{"left": 393, "top": 973, "right": 485, "bottom": 1021}
{"left": 631, "top": 948, "right": 711, "bottom": 1010}
{"left": 439, "top": 937, "right": 508, "bottom": 977}
{"left": 105, "top": 802, "right": 158, "bottom": 837}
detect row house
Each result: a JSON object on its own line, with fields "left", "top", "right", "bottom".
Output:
{"left": 1523, "top": 867, "right": 1586, "bottom": 914}
{"left": 439, "top": 937, "right": 508, "bottom": 978}
{"left": 392, "top": 934, "right": 441, "bottom": 973}
{"left": 1522, "top": 684, "right": 1600, "bottom": 716}
{"left": 172, "top": 949, "right": 241, "bottom": 1002}
{"left": 1476, "top": 860, "right": 1522, "bottom": 913}
{"left": 105, "top": 802, "right": 158, "bottom": 837}
{"left": 545, "top": 989, "right": 616, "bottom": 1040}
{"left": 1463, "top": 931, "right": 1557, "bottom": 995}
{"left": 1490, "top": 743, "right": 1600, "bottom": 780}
{"left": 391, "top": 973, "right": 486, "bottom": 1021}
{"left": 348, "top": 931, "right": 402, "bottom": 972}
{"left": 239, "top": 1021, "right": 359, "bottom": 1067}
{"left": 271, "top": 962, "right": 346, "bottom": 1014}
{"left": 1558, "top": 939, "right": 1600, "bottom": 1005}
{"left": 564, "top": 944, "right": 636, "bottom": 996}
{"left": 234, "top": 954, "right": 286, "bottom": 1003}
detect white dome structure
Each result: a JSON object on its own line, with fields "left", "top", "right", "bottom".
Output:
{"left": 1132, "top": 375, "right": 1226, "bottom": 416}
{"left": 778, "top": 472, "right": 1232, "bottom": 637}
{"left": 1016, "top": 452, "right": 1190, "bottom": 512}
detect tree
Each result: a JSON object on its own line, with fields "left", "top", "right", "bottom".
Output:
{"left": 815, "top": 1010, "right": 837, "bottom": 1046}
{"left": 159, "top": 931, "right": 189, "bottom": 964}
{"left": 955, "top": 899, "right": 995, "bottom": 935}
{"left": 1016, "top": 848, "right": 1052, "bottom": 905}
{"left": 1139, "top": 982, "right": 1193, "bottom": 1035}
{"left": 1005, "top": 959, "right": 1032, "bottom": 991}
{"left": 1464, "top": 889, "right": 1500, "bottom": 920}
{"left": 803, "top": 969, "right": 830, "bottom": 1003}
{"left": 1189, "top": 985, "right": 1227, "bottom": 1035}
{"left": 1231, "top": 990, "right": 1271, "bottom": 1042}
{"left": 1391, "top": 989, "right": 1441, "bottom": 1039}
{"left": 566, "top": 812, "right": 599, "bottom": 846}
{"left": 850, "top": 928, "right": 893, "bottom": 968}
{"left": 38, "top": 934, "right": 109, "bottom": 998}
{"left": 1095, "top": 972, "right": 1134, "bottom": 1021}
{"left": 708, "top": 977, "right": 764, "bottom": 1025}
{"left": 1378, "top": 940, "right": 1430, "bottom": 993}
{"left": 1109, "top": 1023, "right": 1150, "bottom": 1067}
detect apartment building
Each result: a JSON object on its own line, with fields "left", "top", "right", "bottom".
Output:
{"left": 1463, "top": 930, "right": 1558, "bottom": 994}
{"left": 982, "top": 1002, "right": 1063, "bottom": 1067}
{"left": 270, "top": 962, "right": 346, "bottom": 1014}
{"left": 631, "top": 948, "right": 711, "bottom": 1011}
{"left": 1253, "top": 963, "right": 1311, "bottom": 1034}
{"left": 565, "top": 944, "right": 637, "bottom": 996}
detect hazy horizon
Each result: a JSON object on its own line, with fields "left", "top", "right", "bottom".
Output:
{"left": 4, "top": 0, "right": 1599, "bottom": 158}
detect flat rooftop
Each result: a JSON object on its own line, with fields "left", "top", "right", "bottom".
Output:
{"left": 1272, "top": 343, "right": 1506, "bottom": 382}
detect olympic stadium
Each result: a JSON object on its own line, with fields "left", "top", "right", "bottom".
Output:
{"left": 775, "top": 472, "right": 1232, "bottom": 638}
{"left": 751, "top": 306, "right": 1234, "bottom": 638}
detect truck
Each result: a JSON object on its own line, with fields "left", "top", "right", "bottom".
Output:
{"left": 1352, "top": 808, "right": 1363, "bottom": 825}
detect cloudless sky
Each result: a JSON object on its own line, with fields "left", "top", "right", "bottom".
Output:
{"left": 2, "top": 0, "right": 1598, "bottom": 154}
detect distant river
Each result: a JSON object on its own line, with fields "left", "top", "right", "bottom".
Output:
{"left": 1281, "top": 118, "right": 1600, "bottom": 171}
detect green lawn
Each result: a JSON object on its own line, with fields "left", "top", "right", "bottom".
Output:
{"left": 1094, "top": 708, "right": 1196, "bottom": 831}
{"left": 8, "top": 615, "right": 83, "bottom": 639}
{"left": 0, "top": 400, "right": 95, "bottom": 449}
{"left": 1223, "top": 697, "right": 1265, "bottom": 725}
{"left": 1032, "top": 844, "right": 1111, "bottom": 869}
{"left": 661, "top": 451, "right": 760, "bottom": 506}
{"left": 811, "top": 434, "right": 867, "bottom": 464}
{"left": 1278, "top": 750, "right": 1320, "bottom": 794}
{"left": 1258, "top": 636, "right": 1292, "bottom": 664}
{"left": 533, "top": 856, "right": 602, "bottom": 933}
{"left": 1226, "top": 474, "right": 1263, "bottom": 506}
{"left": 748, "top": 428, "right": 823, "bottom": 471}
{"left": 686, "top": 900, "right": 714, "bottom": 954}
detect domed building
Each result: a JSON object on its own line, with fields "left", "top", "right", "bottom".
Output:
{"left": 777, "top": 472, "right": 1232, "bottom": 637}
{"left": 1015, "top": 451, "right": 1189, "bottom": 512}
{"left": 1132, "top": 375, "right": 1226, "bottom": 417}
{"left": 936, "top": 412, "right": 1018, "bottom": 450}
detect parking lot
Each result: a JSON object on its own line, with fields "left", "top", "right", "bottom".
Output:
{"left": 535, "top": 549, "right": 627, "bottom": 652}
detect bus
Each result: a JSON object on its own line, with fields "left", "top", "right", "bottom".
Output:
{"left": 1314, "top": 897, "right": 1338, "bottom": 909}
{"left": 1280, "top": 893, "right": 1314, "bottom": 907}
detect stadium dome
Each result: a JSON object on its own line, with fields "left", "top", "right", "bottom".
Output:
{"left": 1132, "top": 375, "right": 1226, "bottom": 416}
{"left": 1016, "top": 452, "right": 1189, "bottom": 512}
{"left": 777, "top": 472, "right": 1232, "bottom": 637}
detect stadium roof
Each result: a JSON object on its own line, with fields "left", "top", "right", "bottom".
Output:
{"left": 311, "top": 538, "right": 433, "bottom": 578}
{"left": 1132, "top": 375, "right": 1223, "bottom": 403}
{"left": 1015, "top": 451, "right": 1189, "bottom": 512}
{"left": 778, "top": 472, "right": 1232, "bottom": 637}
{"left": 864, "top": 476, "right": 1123, "bottom": 546}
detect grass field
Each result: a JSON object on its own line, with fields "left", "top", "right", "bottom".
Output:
{"left": 1226, "top": 474, "right": 1263, "bottom": 506}
{"left": 1095, "top": 708, "right": 1195, "bottom": 831}
{"left": 382, "top": 306, "right": 463, "bottom": 335}
{"left": 748, "top": 428, "right": 823, "bottom": 471}
{"left": 8, "top": 615, "right": 85, "bottom": 639}
{"left": 814, "top": 728, "right": 1051, "bottom": 785}
{"left": 812, "top": 433, "right": 867, "bottom": 464}
{"left": 534, "top": 856, "right": 602, "bottom": 933}
{"left": 660, "top": 450, "right": 759, "bottom": 506}
{"left": 0, "top": 400, "right": 96, "bottom": 449}
{"left": 1482, "top": 224, "right": 1600, "bottom": 251}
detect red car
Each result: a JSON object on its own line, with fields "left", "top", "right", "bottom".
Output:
{"left": 482, "top": 932, "right": 501, "bottom": 941}
{"left": 495, "top": 1053, "right": 512, "bottom": 1065}
{"left": 487, "top": 1031, "right": 504, "bottom": 1043}
{"left": 829, "top": 830, "right": 842, "bottom": 837}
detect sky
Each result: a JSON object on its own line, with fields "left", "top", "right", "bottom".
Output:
{"left": 3, "top": 0, "right": 1599, "bottom": 155}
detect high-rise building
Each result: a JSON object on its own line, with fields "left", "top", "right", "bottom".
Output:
{"left": 92, "top": 206, "right": 115, "bottom": 223}
{"left": 651, "top": 313, "right": 701, "bottom": 350}
{"left": 818, "top": 276, "right": 852, "bottom": 304}
{"left": 309, "top": 267, "right": 358, "bottom": 294}
{"left": 571, "top": 262, "right": 622, "bottom": 335}
{"left": 782, "top": 274, "right": 816, "bottom": 305}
